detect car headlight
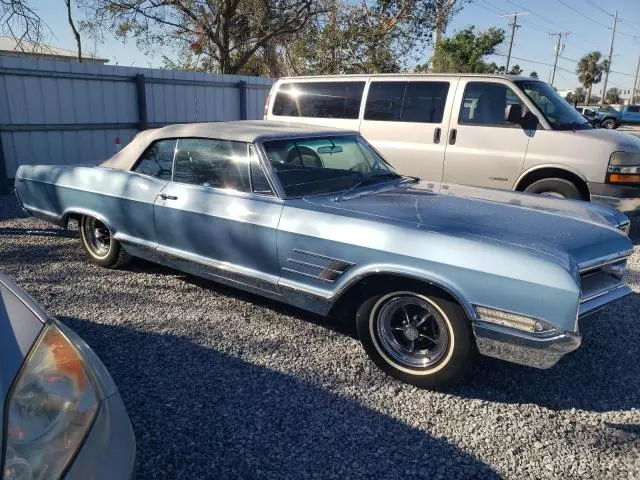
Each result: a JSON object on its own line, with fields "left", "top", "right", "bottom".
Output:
{"left": 2, "top": 322, "right": 98, "bottom": 480}
{"left": 607, "top": 151, "right": 640, "bottom": 184}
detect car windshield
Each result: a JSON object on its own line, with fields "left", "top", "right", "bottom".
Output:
{"left": 261, "top": 135, "right": 401, "bottom": 197}
{"left": 515, "top": 80, "right": 593, "bottom": 130}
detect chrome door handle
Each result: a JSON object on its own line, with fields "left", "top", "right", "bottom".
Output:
{"left": 159, "top": 193, "right": 178, "bottom": 200}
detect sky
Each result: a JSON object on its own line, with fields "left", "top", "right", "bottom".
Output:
{"left": 26, "top": 0, "right": 640, "bottom": 95}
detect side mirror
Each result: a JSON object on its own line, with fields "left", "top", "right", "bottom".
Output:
{"left": 504, "top": 103, "right": 523, "bottom": 124}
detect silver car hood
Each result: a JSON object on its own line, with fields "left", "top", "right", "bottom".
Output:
{"left": 304, "top": 180, "right": 632, "bottom": 269}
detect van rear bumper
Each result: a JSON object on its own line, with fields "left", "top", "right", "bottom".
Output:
{"left": 590, "top": 182, "right": 640, "bottom": 216}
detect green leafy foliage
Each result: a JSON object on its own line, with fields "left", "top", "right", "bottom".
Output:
{"left": 428, "top": 26, "right": 504, "bottom": 73}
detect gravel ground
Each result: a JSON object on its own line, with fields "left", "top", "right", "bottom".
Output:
{"left": 1, "top": 195, "right": 639, "bottom": 479}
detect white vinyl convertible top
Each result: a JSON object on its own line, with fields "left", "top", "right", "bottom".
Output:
{"left": 100, "top": 121, "right": 354, "bottom": 171}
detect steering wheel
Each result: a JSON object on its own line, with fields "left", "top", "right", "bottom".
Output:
{"left": 286, "top": 146, "right": 323, "bottom": 167}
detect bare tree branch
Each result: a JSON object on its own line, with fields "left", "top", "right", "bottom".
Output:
{"left": 64, "top": 0, "right": 83, "bottom": 62}
{"left": 0, "top": 0, "right": 48, "bottom": 49}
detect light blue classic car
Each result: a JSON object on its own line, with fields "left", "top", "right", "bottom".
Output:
{"left": 14, "top": 121, "right": 634, "bottom": 387}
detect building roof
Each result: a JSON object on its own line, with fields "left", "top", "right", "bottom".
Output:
{"left": 100, "top": 121, "right": 356, "bottom": 171}
{"left": 0, "top": 36, "right": 108, "bottom": 63}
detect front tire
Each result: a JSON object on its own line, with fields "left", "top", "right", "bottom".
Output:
{"left": 356, "top": 289, "right": 473, "bottom": 388}
{"left": 79, "top": 216, "right": 130, "bottom": 268}
{"left": 601, "top": 118, "right": 617, "bottom": 129}
{"left": 523, "top": 178, "right": 582, "bottom": 199}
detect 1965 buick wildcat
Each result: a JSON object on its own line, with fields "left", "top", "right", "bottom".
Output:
{"left": 14, "top": 121, "right": 634, "bottom": 387}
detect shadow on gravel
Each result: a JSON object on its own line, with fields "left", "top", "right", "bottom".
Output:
{"left": 60, "top": 317, "right": 499, "bottom": 480}
{"left": 123, "top": 258, "right": 640, "bottom": 413}
{"left": 450, "top": 293, "right": 640, "bottom": 413}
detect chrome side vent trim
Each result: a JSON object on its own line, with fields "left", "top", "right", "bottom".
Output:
{"left": 283, "top": 249, "right": 354, "bottom": 283}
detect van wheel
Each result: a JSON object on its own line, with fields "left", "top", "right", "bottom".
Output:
{"left": 601, "top": 118, "right": 616, "bottom": 129}
{"left": 79, "top": 216, "right": 131, "bottom": 268}
{"left": 523, "top": 178, "right": 582, "bottom": 200}
{"left": 356, "top": 289, "right": 473, "bottom": 388}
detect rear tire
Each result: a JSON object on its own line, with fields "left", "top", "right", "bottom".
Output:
{"left": 601, "top": 118, "right": 617, "bottom": 129}
{"left": 356, "top": 288, "right": 473, "bottom": 388}
{"left": 523, "top": 178, "right": 582, "bottom": 200}
{"left": 79, "top": 215, "right": 131, "bottom": 268}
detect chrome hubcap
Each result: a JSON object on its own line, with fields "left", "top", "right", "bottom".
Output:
{"left": 376, "top": 296, "right": 449, "bottom": 369}
{"left": 83, "top": 218, "right": 111, "bottom": 257}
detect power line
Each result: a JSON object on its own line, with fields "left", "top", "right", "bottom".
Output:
{"left": 582, "top": 0, "right": 612, "bottom": 17}
{"left": 555, "top": 0, "right": 611, "bottom": 29}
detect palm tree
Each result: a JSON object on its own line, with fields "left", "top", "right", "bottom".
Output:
{"left": 576, "top": 51, "right": 609, "bottom": 105}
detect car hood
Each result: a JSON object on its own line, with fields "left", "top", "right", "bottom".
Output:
{"left": 0, "top": 274, "right": 46, "bottom": 440}
{"left": 568, "top": 127, "right": 640, "bottom": 152}
{"left": 304, "top": 180, "right": 633, "bottom": 269}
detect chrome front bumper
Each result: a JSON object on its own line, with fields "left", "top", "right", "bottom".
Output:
{"left": 473, "top": 321, "right": 582, "bottom": 369}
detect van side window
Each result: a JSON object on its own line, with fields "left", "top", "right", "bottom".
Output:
{"left": 627, "top": 105, "right": 640, "bottom": 113}
{"left": 132, "top": 139, "right": 177, "bottom": 180}
{"left": 272, "top": 82, "right": 365, "bottom": 119}
{"left": 459, "top": 82, "right": 524, "bottom": 127}
{"left": 364, "top": 81, "right": 450, "bottom": 123}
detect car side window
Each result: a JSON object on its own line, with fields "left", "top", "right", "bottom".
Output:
{"left": 459, "top": 82, "right": 524, "bottom": 127}
{"left": 173, "top": 138, "right": 250, "bottom": 192}
{"left": 249, "top": 146, "right": 274, "bottom": 195}
{"left": 627, "top": 106, "right": 640, "bottom": 113}
{"left": 364, "top": 81, "right": 450, "bottom": 123}
{"left": 132, "top": 139, "right": 176, "bottom": 180}
{"left": 272, "top": 82, "right": 365, "bottom": 119}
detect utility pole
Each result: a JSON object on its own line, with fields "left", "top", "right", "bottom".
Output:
{"left": 502, "top": 12, "right": 529, "bottom": 72}
{"left": 549, "top": 32, "right": 570, "bottom": 87}
{"left": 600, "top": 9, "right": 617, "bottom": 106}
{"left": 632, "top": 55, "right": 640, "bottom": 104}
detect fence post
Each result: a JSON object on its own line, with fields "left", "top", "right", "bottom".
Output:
{"left": 135, "top": 73, "right": 148, "bottom": 130}
{"left": 238, "top": 80, "right": 248, "bottom": 120}
{"left": 0, "top": 133, "right": 8, "bottom": 194}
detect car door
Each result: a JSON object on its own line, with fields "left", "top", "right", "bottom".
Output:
{"left": 358, "top": 78, "right": 456, "bottom": 181}
{"left": 623, "top": 105, "right": 640, "bottom": 124}
{"left": 153, "top": 138, "right": 284, "bottom": 294}
{"left": 443, "top": 79, "right": 532, "bottom": 189}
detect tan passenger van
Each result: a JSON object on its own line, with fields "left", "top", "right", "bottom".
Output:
{"left": 265, "top": 74, "right": 640, "bottom": 215}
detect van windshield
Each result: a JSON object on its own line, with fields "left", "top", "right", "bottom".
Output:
{"left": 261, "top": 135, "right": 402, "bottom": 197}
{"left": 515, "top": 80, "right": 593, "bottom": 130}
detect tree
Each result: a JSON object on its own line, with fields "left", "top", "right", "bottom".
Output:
{"left": 605, "top": 87, "right": 620, "bottom": 105}
{"left": 80, "top": 0, "right": 324, "bottom": 74}
{"left": 65, "top": 0, "right": 82, "bottom": 62}
{"left": 429, "top": 26, "right": 504, "bottom": 73}
{"left": 507, "top": 64, "right": 522, "bottom": 75}
{"left": 576, "top": 51, "right": 609, "bottom": 106}
{"left": 565, "top": 86, "right": 585, "bottom": 105}
{"left": 0, "top": 0, "right": 46, "bottom": 47}
{"left": 529, "top": 71, "right": 538, "bottom": 79}
{"left": 281, "top": 0, "right": 434, "bottom": 76}
{"left": 432, "top": 0, "right": 466, "bottom": 49}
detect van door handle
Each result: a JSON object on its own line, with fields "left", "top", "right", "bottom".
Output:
{"left": 449, "top": 129, "right": 457, "bottom": 145}
{"left": 433, "top": 127, "right": 441, "bottom": 144}
{"left": 159, "top": 193, "right": 178, "bottom": 200}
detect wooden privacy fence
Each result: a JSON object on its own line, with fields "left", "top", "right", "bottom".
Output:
{"left": 0, "top": 56, "right": 274, "bottom": 191}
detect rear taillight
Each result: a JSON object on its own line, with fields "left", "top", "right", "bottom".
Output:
{"left": 263, "top": 93, "right": 271, "bottom": 119}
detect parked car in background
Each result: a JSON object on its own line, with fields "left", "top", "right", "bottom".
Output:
{"left": 265, "top": 74, "right": 640, "bottom": 216}
{"left": 14, "top": 121, "right": 634, "bottom": 387}
{"left": 0, "top": 273, "right": 135, "bottom": 479}
{"left": 574, "top": 106, "right": 598, "bottom": 126}
{"left": 597, "top": 104, "right": 640, "bottom": 129}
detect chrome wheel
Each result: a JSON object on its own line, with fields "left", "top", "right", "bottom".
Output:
{"left": 81, "top": 217, "right": 111, "bottom": 258}
{"left": 375, "top": 295, "right": 449, "bottom": 369}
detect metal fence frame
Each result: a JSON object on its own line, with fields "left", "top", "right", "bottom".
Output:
{"left": 0, "top": 62, "right": 273, "bottom": 192}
